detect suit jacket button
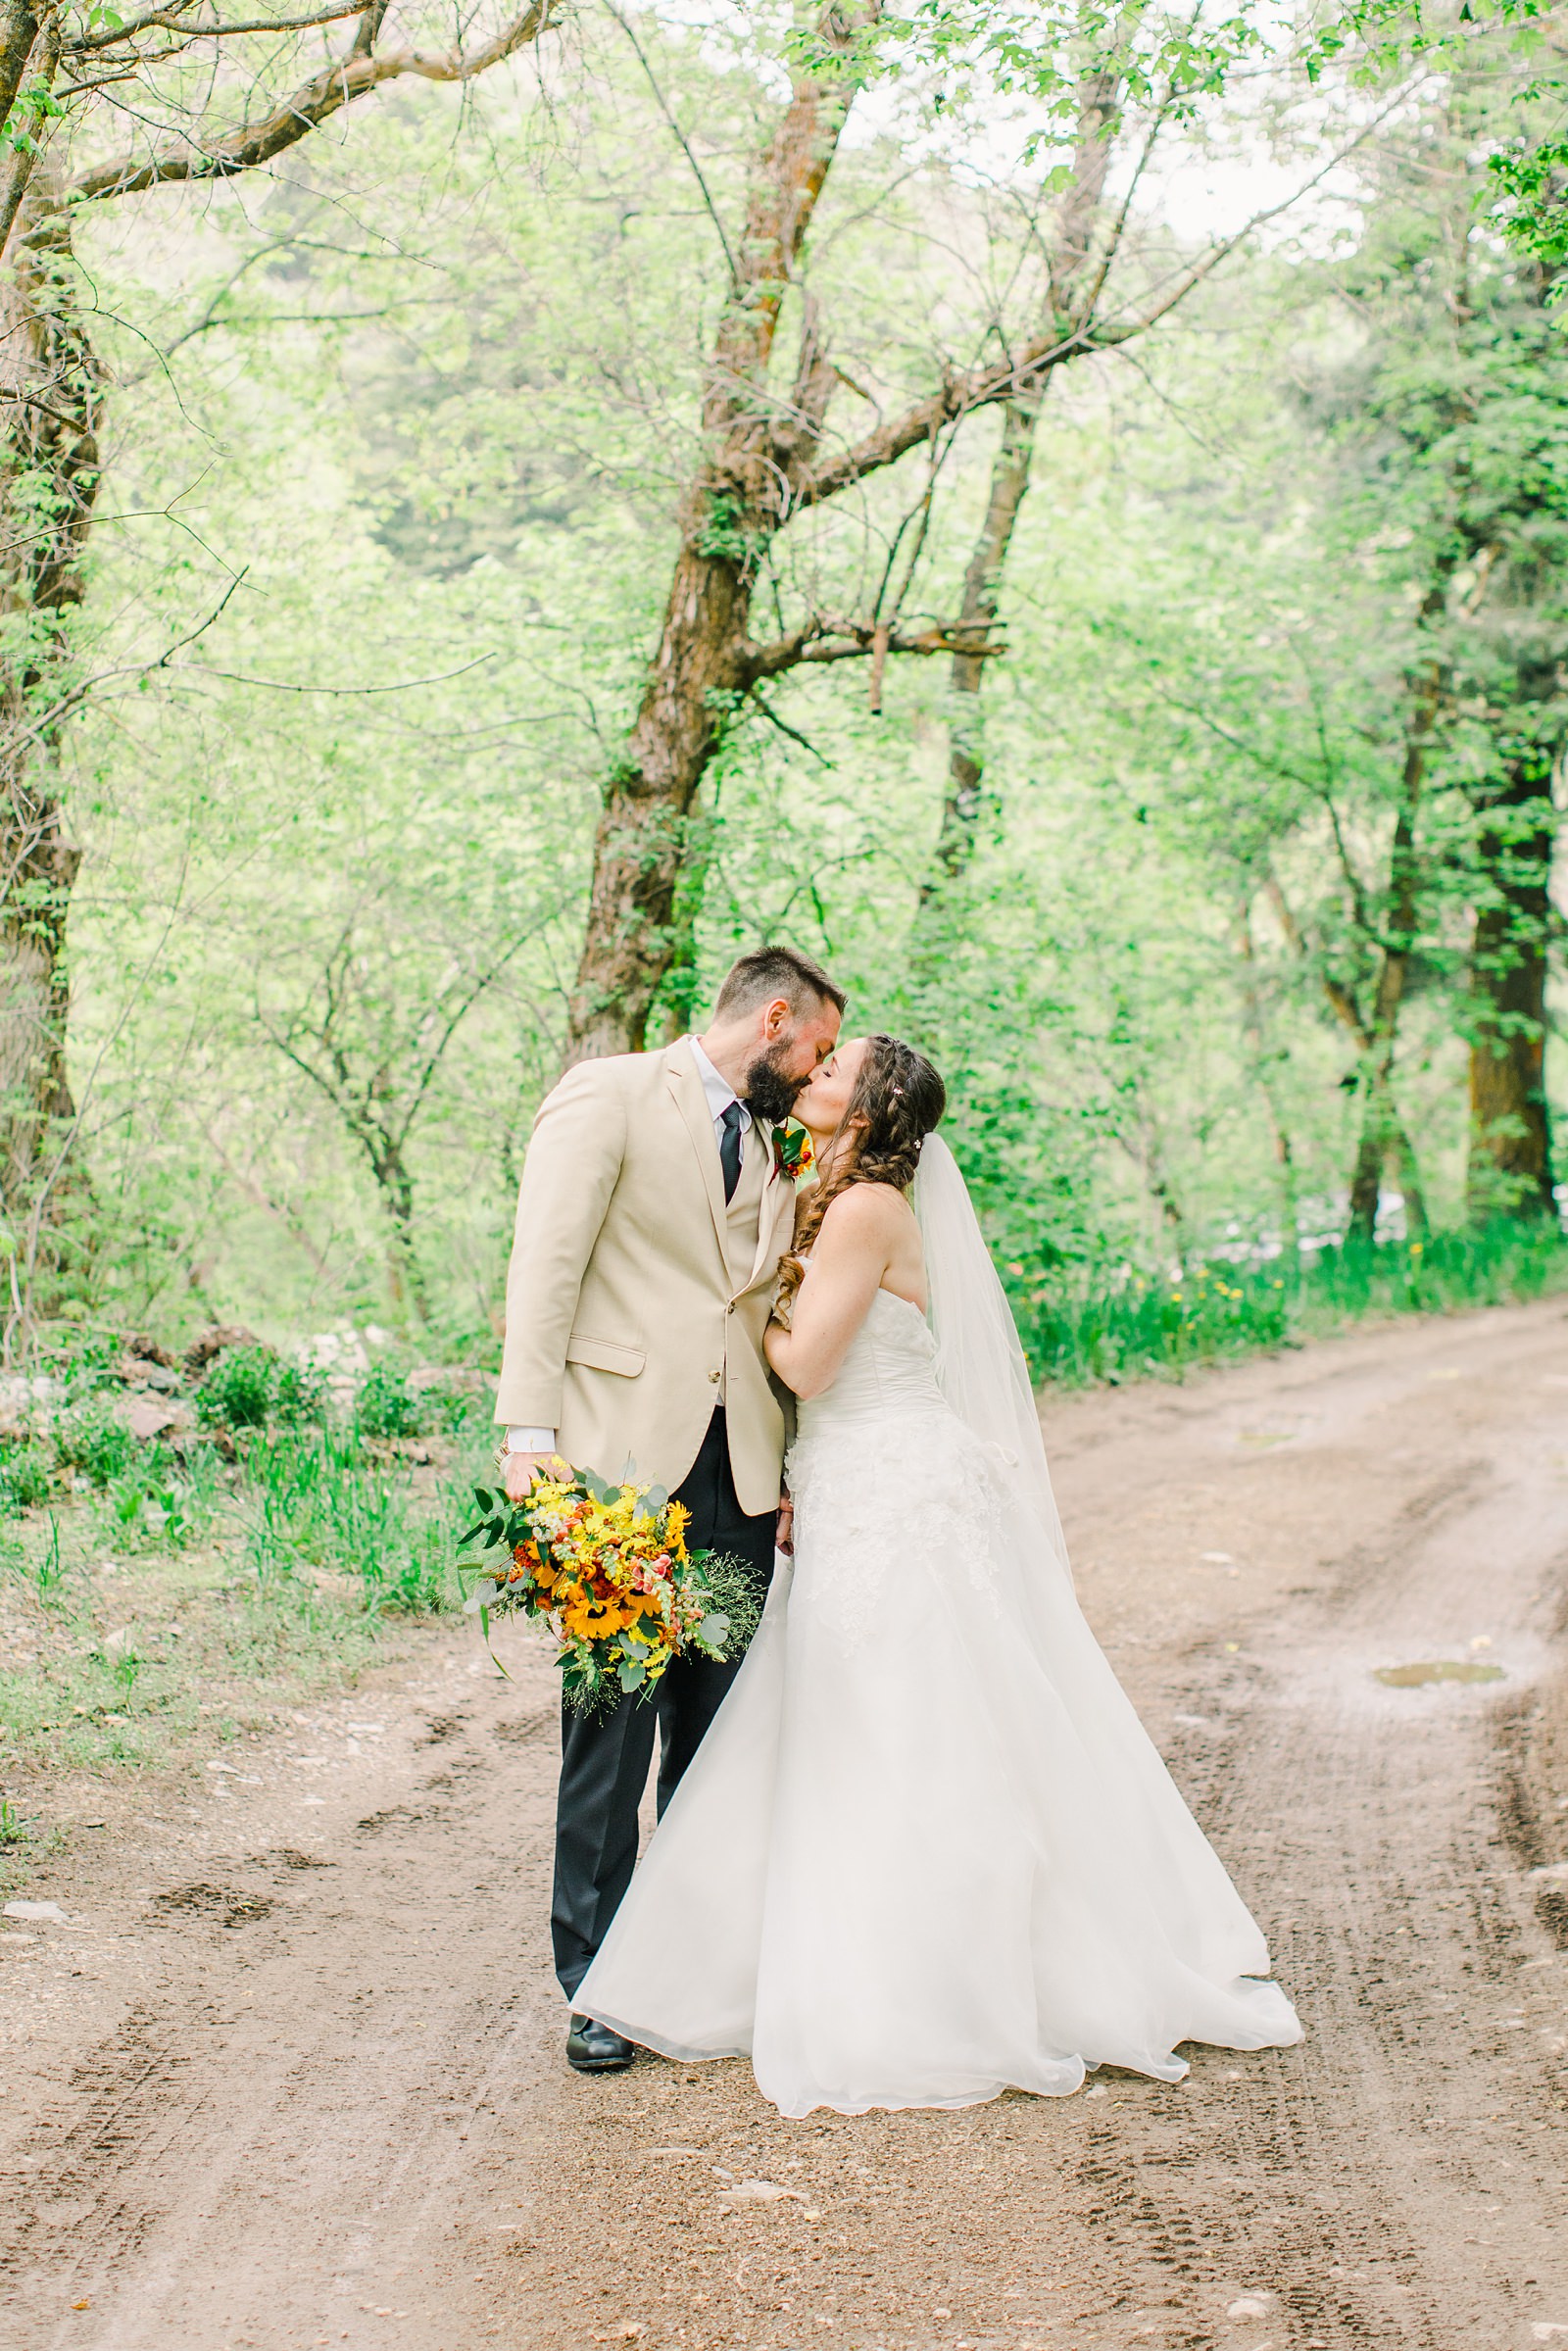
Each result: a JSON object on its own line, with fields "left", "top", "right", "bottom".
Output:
{"left": 709, "top": 1368, "right": 721, "bottom": 1383}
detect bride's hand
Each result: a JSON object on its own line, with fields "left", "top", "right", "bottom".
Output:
{"left": 775, "top": 1491, "right": 794, "bottom": 1555}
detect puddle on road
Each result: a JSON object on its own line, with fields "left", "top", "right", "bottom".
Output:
{"left": 1374, "top": 1659, "right": 1507, "bottom": 1689}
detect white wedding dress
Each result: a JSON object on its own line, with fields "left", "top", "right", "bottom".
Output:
{"left": 577, "top": 1141, "right": 1301, "bottom": 2118}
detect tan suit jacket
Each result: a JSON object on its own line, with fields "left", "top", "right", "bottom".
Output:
{"left": 493, "top": 1039, "right": 796, "bottom": 1516}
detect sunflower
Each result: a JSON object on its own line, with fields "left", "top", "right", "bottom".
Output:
{"left": 563, "top": 1596, "right": 633, "bottom": 1641}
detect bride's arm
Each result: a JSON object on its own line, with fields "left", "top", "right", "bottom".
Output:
{"left": 764, "top": 1187, "right": 901, "bottom": 1399}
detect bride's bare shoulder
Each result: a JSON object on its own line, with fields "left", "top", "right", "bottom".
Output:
{"left": 816, "top": 1182, "right": 915, "bottom": 1245}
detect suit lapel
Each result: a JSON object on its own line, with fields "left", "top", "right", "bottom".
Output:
{"left": 664, "top": 1041, "right": 728, "bottom": 1262}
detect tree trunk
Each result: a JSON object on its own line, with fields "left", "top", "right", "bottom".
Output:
{"left": 368, "top": 1134, "right": 428, "bottom": 1321}
{"left": 564, "top": 14, "right": 872, "bottom": 1065}
{"left": 658, "top": 796, "right": 717, "bottom": 1045}
{"left": 1346, "top": 643, "right": 1443, "bottom": 1243}
{"left": 1465, "top": 737, "right": 1558, "bottom": 1219}
{"left": 1234, "top": 906, "right": 1299, "bottom": 1245}
{"left": 0, "top": 177, "right": 101, "bottom": 1285}
{"left": 1347, "top": 1077, "right": 1430, "bottom": 1241}
{"left": 921, "top": 388, "right": 1045, "bottom": 892}
{"left": 0, "top": 1, "right": 38, "bottom": 150}
{"left": 565, "top": 538, "right": 757, "bottom": 1062}
{"left": 916, "top": 66, "right": 1119, "bottom": 905}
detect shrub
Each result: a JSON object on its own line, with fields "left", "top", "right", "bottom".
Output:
{"left": 196, "top": 1347, "right": 277, "bottom": 1432}
{"left": 272, "top": 1360, "right": 325, "bottom": 1425}
{"left": 416, "top": 1379, "right": 483, "bottom": 1437}
{"left": 0, "top": 1445, "right": 54, "bottom": 1511}
{"left": 55, "top": 1398, "right": 138, "bottom": 1487}
{"left": 354, "top": 1361, "right": 420, "bottom": 1441}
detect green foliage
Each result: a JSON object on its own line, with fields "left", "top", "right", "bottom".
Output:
{"left": 196, "top": 1347, "right": 322, "bottom": 1432}
{"left": 55, "top": 1398, "right": 139, "bottom": 1488}
{"left": 16, "top": 6, "right": 1558, "bottom": 1365}
{"left": 1488, "top": 126, "right": 1568, "bottom": 272}
{"left": 1015, "top": 1225, "right": 1568, "bottom": 1388}
{"left": 353, "top": 1361, "right": 420, "bottom": 1441}
{"left": 695, "top": 492, "right": 761, "bottom": 572}
{"left": 102, "top": 1465, "right": 193, "bottom": 1548}
{"left": 273, "top": 1360, "right": 327, "bottom": 1424}
{"left": 241, "top": 1424, "right": 462, "bottom": 1616}
{"left": 0, "top": 1446, "right": 54, "bottom": 1512}
{"left": 195, "top": 1347, "right": 277, "bottom": 1432}
{"left": 2, "top": 76, "right": 68, "bottom": 158}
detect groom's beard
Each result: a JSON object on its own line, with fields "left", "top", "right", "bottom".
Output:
{"left": 741, "top": 1047, "right": 808, "bottom": 1126}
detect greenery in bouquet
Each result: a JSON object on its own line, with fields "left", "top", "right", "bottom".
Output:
{"left": 457, "top": 1466, "right": 761, "bottom": 1708}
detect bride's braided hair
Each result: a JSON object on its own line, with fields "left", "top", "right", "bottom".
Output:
{"left": 775, "top": 1033, "right": 947, "bottom": 1316}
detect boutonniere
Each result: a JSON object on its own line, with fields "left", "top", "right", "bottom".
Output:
{"left": 770, "top": 1119, "right": 815, "bottom": 1185}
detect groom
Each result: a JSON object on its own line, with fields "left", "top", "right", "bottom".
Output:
{"left": 493, "top": 946, "right": 845, "bottom": 2072}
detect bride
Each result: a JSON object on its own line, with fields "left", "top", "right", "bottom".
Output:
{"left": 576, "top": 1033, "right": 1302, "bottom": 2118}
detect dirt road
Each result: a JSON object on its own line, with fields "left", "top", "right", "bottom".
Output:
{"left": 3, "top": 1296, "right": 1567, "bottom": 2351}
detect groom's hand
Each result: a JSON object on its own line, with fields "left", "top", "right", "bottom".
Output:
{"left": 775, "top": 1491, "right": 794, "bottom": 1555}
{"left": 503, "top": 1449, "right": 555, "bottom": 1502}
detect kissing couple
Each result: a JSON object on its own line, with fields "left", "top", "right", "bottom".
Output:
{"left": 493, "top": 946, "right": 1300, "bottom": 2120}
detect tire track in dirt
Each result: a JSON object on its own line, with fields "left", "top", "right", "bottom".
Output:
{"left": 1046, "top": 1328, "right": 1568, "bottom": 2350}
{"left": 0, "top": 1688, "right": 563, "bottom": 2351}
{"left": 1, "top": 1297, "right": 1565, "bottom": 2351}
{"left": 479, "top": 1300, "right": 1568, "bottom": 2351}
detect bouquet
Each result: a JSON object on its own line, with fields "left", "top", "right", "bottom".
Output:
{"left": 457, "top": 1464, "right": 761, "bottom": 1709}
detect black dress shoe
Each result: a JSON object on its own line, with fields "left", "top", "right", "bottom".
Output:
{"left": 566, "top": 2013, "right": 635, "bottom": 2072}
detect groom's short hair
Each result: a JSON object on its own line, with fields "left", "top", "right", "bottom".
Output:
{"left": 713, "top": 946, "right": 846, "bottom": 1022}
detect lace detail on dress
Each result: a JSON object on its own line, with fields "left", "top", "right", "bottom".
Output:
{"left": 786, "top": 1290, "right": 1004, "bottom": 1647}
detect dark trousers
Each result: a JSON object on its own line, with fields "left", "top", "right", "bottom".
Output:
{"left": 551, "top": 1408, "right": 776, "bottom": 1999}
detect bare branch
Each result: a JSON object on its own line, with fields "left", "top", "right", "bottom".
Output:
{"left": 745, "top": 685, "right": 835, "bottom": 766}
{"left": 178, "top": 652, "right": 495, "bottom": 693}
{"left": 601, "top": 0, "right": 737, "bottom": 287}
{"left": 0, "top": 377, "right": 78, "bottom": 428}
{"left": 789, "top": 95, "right": 1421, "bottom": 513}
{"left": 743, "top": 612, "right": 1005, "bottom": 680}
{"left": 68, "top": 0, "right": 367, "bottom": 55}
{"left": 69, "top": 0, "right": 555, "bottom": 202}
{"left": 1262, "top": 871, "right": 1370, "bottom": 1048}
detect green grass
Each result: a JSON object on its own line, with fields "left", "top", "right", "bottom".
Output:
{"left": 1009, "top": 1218, "right": 1568, "bottom": 1387}
{"left": 0, "top": 1396, "right": 492, "bottom": 1790}
{"left": 0, "top": 1581, "right": 393, "bottom": 1777}
{"left": 237, "top": 1424, "right": 484, "bottom": 1615}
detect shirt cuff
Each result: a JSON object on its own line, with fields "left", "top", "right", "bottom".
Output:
{"left": 507, "top": 1425, "right": 556, "bottom": 1451}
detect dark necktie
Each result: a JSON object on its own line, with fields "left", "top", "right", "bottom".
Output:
{"left": 718, "top": 1101, "right": 744, "bottom": 1203}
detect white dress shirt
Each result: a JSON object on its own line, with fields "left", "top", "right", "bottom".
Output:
{"left": 687, "top": 1033, "right": 754, "bottom": 1161}
{"left": 507, "top": 1037, "right": 752, "bottom": 1456}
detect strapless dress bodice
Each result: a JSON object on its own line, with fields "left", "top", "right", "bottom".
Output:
{"left": 795, "top": 1286, "right": 947, "bottom": 1438}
